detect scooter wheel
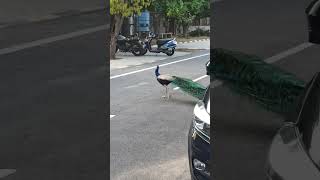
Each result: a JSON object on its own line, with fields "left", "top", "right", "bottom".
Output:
{"left": 166, "top": 48, "right": 175, "bottom": 56}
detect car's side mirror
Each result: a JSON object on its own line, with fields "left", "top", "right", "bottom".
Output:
{"left": 306, "top": 0, "right": 320, "bottom": 44}
{"left": 206, "top": 60, "right": 211, "bottom": 75}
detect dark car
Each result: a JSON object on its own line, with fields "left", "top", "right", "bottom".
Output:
{"left": 267, "top": 72, "right": 320, "bottom": 180}
{"left": 188, "top": 86, "right": 210, "bottom": 180}
{"left": 266, "top": 2, "right": 320, "bottom": 179}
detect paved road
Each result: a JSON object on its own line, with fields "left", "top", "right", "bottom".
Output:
{"left": 0, "top": 0, "right": 105, "bottom": 27}
{"left": 0, "top": 11, "right": 107, "bottom": 179}
{"left": 110, "top": 50, "right": 210, "bottom": 180}
{"left": 212, "top": 0, "right": 320, "bottom": 179}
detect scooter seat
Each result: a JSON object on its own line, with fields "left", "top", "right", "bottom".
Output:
{"left": 156, "top": 39, "right": 173, "bottom": 45}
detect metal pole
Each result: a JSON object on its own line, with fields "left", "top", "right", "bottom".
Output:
{"left": 129, "top": 16, "right": 134, "bottom": 36}
{"left": 129, "top": 0, "right": 134, "bottom": 36}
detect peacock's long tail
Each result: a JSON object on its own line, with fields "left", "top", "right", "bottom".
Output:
{"left": 209, "top": 48, "right": 306, "bottom": 114}
{"left": 171, "top": 76, "right": 207, "bottom": 100}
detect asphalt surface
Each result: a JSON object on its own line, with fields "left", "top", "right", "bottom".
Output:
{"left": 110, "top": 50, "right": 210, "bottom": 180}
{"left": 212, "top": 0, "right": 320, "bottom": 179}
{"left": 0, "top": 0, "right": 104, "bottom": 27}
{"left": 0, "top": 11, "right": 107, "bottom": 179}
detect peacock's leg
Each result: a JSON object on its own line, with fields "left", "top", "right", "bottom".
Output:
{"left": 167, "top": 86, "right": 170, "bottom": 99}
{"left": 162, "top": 86, "right": 167, "bottom": 99}
{"left": 165, "top": 86, "right": 168, "bottom": 99}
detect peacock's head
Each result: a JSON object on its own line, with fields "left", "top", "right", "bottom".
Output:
{"left": 155, "top": 65, "right": 160, "bottom": 77}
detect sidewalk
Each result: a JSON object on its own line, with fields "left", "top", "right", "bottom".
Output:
{"left": 176, "top": 36, "right": 209, "bottom": 44}
{"left": 0, "top": 0, "right": 105, "bottom": 28}
{"left": 110, "top": 39, "right": 210, "bottom": 70}
{"left": 177, "top": 38, "right": 210, "bottom": 50}
{"left": 110, "top": 51, "right": 190, "bottom": 70}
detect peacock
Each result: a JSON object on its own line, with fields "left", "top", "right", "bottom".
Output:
{"left": 209, "top": 48, "right": 307, "bottom": 115}
{"left": 155, "top": 65, "right": 207, "bottom": 100}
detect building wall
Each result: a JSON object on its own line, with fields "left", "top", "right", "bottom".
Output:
{"left": 189, "top": 26, "right": 210, "bottom": 32}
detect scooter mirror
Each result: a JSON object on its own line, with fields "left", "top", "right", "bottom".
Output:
{"left": 149, "top": 32, "right": 155, "bottom": 38}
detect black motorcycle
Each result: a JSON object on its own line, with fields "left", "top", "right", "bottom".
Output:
{"left": 115, "top": 35, "right": 147, "bottom": 56}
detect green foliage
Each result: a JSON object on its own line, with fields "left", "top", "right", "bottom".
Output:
{"left": 150, "top": 0, "right": 208, "bottom": 26}
{"left": 110, "top": 0, "right": 151, "bottom": 17}
{"left": 210, "top": 48, "right": 306, "bottom": 114}
{"left": 149, "top": 0, "right": 168, "bottom": 13}
{"left": 197, "top": 0, "right": 210, "bottom": 18}
{"left": 166, "top": 0, "right": 200, "bottom": 25}
{"left": 172, "top": 76, "right": 207, "bottom": 100}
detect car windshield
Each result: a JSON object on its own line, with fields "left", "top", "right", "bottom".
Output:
{"left": 296, "top": 73, "right": 320, "bottom": 168}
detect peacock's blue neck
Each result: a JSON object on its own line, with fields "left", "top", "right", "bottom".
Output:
{"left": 155, "top": 66, "right": 160, "bottom": 77}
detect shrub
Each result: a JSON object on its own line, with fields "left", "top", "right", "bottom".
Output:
{"left": 189, "top": 28, "right": 210, "bottom": 37}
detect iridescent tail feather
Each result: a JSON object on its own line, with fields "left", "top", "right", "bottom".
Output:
{"left": 209, "top": 48, "right": 306, "bottom": 114}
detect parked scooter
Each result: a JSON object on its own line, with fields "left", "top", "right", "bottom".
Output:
{"left": 142, "top": 32, "right": 177, "bottom": 56}
{"left": 116, "top": 34, "right": 147, "bottom": 56}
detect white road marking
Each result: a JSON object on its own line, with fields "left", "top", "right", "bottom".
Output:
{"left": 193, "top": 75, "right": 209, "bottom": 82}
{"left": 110, "top": 115, "right": 116, "bottom": 118}
{"left": 110, "top": 53, "right": 210, "bottom": 79}
{"left": 265, "top": 42, "right": 313, "bottom": 63}
{"left": 124, "top": 82, "right": 149, "bottom": 89}
{"left": 174, "top": 75, "right": 208, "bottom": 90}
{"left": 0, "top": 169, "right": 16, "bottom": 178}
{"left": 212, "top": 42, "right": 314, "bottom": 88}
{"left": 0, "top": 25, "right": 108, "bottom": 55}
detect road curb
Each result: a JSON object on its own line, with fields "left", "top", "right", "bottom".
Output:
{"left": 177, "top": 38, "right": 209, "bottom": 44}
{"left": 0, "top": 6, "right": 106, "bottom": 29}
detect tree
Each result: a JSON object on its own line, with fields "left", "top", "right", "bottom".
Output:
{"left": 110, "top": 0, "right": 151, "bottom": 60}
{"left": 148, "top": 0, "right": 168, "bottom": 34}
{"left": 165, "top": 0, "right": 207, "bottom": 36}
{"left": 196, "top": 0, "right": 210, "bottom": 19}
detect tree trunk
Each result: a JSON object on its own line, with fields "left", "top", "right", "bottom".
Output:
{"left": 110, "top": 15, "right": 124, "bottom": 60}
{"left": 164, "top": 19, "right": 169, "bottom": 33}
{"left": 183, "top": 24, "right": 189, "bottom": 37}
{"left": 173, "top": 20, "right": 177, "bottom": 35}
{"left": 152, "top": 13, "right": 161, "bottom": 34}
{"left": 168, "top": 19, "right": 175, "bottom": 35}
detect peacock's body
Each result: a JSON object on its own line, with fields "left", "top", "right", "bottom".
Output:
{"left": 209, "top": 48, "right": 307, "bottom": 115}
{"left": 155, "top": 66, "right": 207, "bottom": 100}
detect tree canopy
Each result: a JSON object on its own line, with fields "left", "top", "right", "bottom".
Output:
{"left": 149, "top": 0, "right": 209, "bottom": 26}
{"left": 110, "top": 0, "right": 151, "bottom": 17}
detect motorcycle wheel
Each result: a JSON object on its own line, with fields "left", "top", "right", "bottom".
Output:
{"left": 115, "top": 46, "right": 119, "bottom": 53}
{"left": 140, "top": 48, "right": 148, "bottom": 56}
{"left": 131, "top": 45, "right": 144, "bottom": 56}
{"left": 165, "top": 48, "right": 175, "bottom": 56}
